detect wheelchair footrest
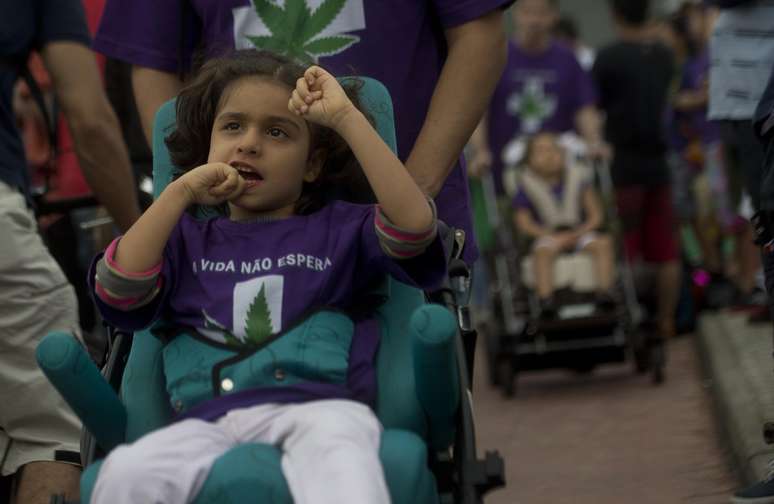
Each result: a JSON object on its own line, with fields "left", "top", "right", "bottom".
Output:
{"left": 469, "top": 450, "right": 506, "bottom": 496}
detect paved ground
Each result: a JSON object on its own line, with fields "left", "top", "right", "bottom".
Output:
{"left": 472, "top": 335, "right": 737, "bottom": 504}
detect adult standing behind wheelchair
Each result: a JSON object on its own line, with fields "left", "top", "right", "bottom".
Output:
{"left": 93, "top": 0, "right": 512, "bottom": 270}
{"left": 512, "top": 132, "right": 616, "bottom": 318}
{"left": 0, "top": 1, "right": 141, "bottom": 503}
{"left": 88, "top": 50, "right": 445, "bottom": 504}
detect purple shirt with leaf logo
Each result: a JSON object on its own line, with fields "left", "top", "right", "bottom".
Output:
{"left": 93, "top": 202, "right": 445, "bottom": 342}
{"left": 93, "top": 0, "right": 514, "bottom": 264}
{"left": 486, "top": 41, "right": 597, "bottom": 194}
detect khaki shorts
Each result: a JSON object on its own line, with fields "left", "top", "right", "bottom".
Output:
{"left": 0, "top": 181, "right": 82, "bottom": 476}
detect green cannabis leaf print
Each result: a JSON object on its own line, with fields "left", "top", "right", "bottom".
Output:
{"left": 244, "top": 284, "right": 274, "bottom": 346}
{"left": 249, "top": 0, "right": 359, "bottom": 63}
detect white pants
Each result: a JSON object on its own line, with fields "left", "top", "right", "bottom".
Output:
{"left": 91, "top": 400, "right": 390, "bottom": 504}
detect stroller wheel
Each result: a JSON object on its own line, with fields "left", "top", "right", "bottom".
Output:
{"left": 571, "top": 363, "right": 596, "bottom": 375}
{"left": 497, "top": 357, "right": 516, "bottom": 398}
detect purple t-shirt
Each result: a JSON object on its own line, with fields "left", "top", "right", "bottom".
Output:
{"left": 95, "top": 202, "right": 446, "bottom": 341}
{"left": 487, "top": 41, "right": 597, "bottom": 193}
{"left": 93, "top": 0, "right": 514, "bottom": 264}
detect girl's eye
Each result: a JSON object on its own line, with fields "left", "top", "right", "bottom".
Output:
{"left": 223, "top": 122, "right": 240, "bottom": 131}
{"left": 267, "top": 127, "right": 288, "bottom": 138}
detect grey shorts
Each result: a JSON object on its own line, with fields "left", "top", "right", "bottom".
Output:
{"left": 0, "top": 181, "right": 82, "bottom": 475}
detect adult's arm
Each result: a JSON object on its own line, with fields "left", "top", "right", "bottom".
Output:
{"left": 467, "top": 113, "right": 493, "bottom": 177}
{"left": 132, "top": 66, "right": 184, "bottom": 146}
{"left": 575, "top": 106, "right": 605, "bottom": 148}
{"left": 41, "top": 41, "right": 141, "bottom": 232}
{"left": 407, "top": 10, "right": 508, "bottom": 197}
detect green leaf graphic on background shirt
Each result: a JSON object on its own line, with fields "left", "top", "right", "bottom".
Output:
{"left": 244, "top": 285, "right": 274, "bottom": 346}
{"left": 250, "top": 0, "right": 358, "bottom": 63}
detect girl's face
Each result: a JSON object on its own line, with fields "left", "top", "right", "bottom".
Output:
{"left": 527, "top": 134, "right": 564, "bottom": 179}
{"left": 207, "top": 76, "right": 320, "bottom": 220}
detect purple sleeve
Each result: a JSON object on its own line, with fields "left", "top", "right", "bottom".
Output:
{"left": 88, "top": 226, "right": 181, "bottom": 332}
{"left": 357, "top": 206, "right": 447, "bottom": 291}
{"left": 432, "top": 0, "right": 515, "bottom": 28}
{"left": 93, "top": 0, "right": 198, "bottom": 72}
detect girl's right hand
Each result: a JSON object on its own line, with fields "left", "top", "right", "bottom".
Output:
{"left": 175, "top": 162, "right": 246, "bottom": 206}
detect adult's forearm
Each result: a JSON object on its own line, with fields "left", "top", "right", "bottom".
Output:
{"left": 575, "top": 106, "right": 603, "bottom": 145}
{"left": 407, "top": 11, "right": 507, "bottom": 197}
{"left": 132, "top": 66, "right": 184, "bottom": 146}
{"left": 337, "top": 109, "right": 434, "bottom": 233}
{"left": 68, "top": 116, "right": 141, "bottom": 232}
{"left": 470, "top": 114, "right": 491, "bottom": 153}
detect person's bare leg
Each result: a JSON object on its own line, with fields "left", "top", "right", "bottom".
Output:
{"left": 533, "top": 246, "right": 557, "bottom": 300}
{"left": 584, "top": 235, "right": 615, "bottom": 292}
{"left": 656, "top": 260, "right": 681, "bottom": 339}
{"left": 12, "top": 461, "right": 80, "bottom": 504}
{"left": 696, "top": 216, "right": 722, "bottom": 273}
{"left": 736, "top": 224, "right": 760, "bottom": 295}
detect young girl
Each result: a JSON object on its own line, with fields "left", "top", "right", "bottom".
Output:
{"left": 512, "top": 132, "right": 615, "bottom": 317}
{"left": 88, "top": 50, "right": 445, "bottom": 504}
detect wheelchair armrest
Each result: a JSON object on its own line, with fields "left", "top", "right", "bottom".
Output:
{"left": 410, "top": 304, "right": 460, "bottom": 450}
{"left": 36, "top": 332, "right": 127, "bottom": 452}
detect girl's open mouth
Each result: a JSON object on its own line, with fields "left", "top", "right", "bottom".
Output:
{"left": 231, "top": 162, "right": 265, "bottom": 188}
{"left": 236, "top": 168, "right": 264, "bottom": 182}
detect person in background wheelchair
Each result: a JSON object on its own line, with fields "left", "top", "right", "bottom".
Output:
{"left": 88, "top": 49, "right": 445, "bottom": 504}
{"left": 512, "top": 132, "right": 616, "bottom": 318}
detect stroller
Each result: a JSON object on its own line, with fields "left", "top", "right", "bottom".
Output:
{"left": 478, "top": 133, "right": 666, "bottom": 397}
{"left": 36, "top": 78, "right": 504, "bottom": 503}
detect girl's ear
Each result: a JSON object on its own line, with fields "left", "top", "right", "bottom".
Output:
{"left": 305, "top": 149, "right": 325, "bottom": 183}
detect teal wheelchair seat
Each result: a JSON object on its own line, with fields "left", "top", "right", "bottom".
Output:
{"left": 36, "top": 77, "right": 498, "bottom": 503}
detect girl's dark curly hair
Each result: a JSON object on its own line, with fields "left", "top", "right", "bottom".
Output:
{"left": 165, "top": 49, "right": 373, "bottom": 215}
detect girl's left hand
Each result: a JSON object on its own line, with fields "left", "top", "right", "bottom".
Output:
{"left": 289, "top": 66, "right": 356, "bottom": 131}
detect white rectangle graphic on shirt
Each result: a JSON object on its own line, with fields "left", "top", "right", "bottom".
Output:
{"left": 233, "top": 0, "right": 365, "bottom": 50}
{"left": 233, "top": 275, "right": 284, "bottom": 339}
